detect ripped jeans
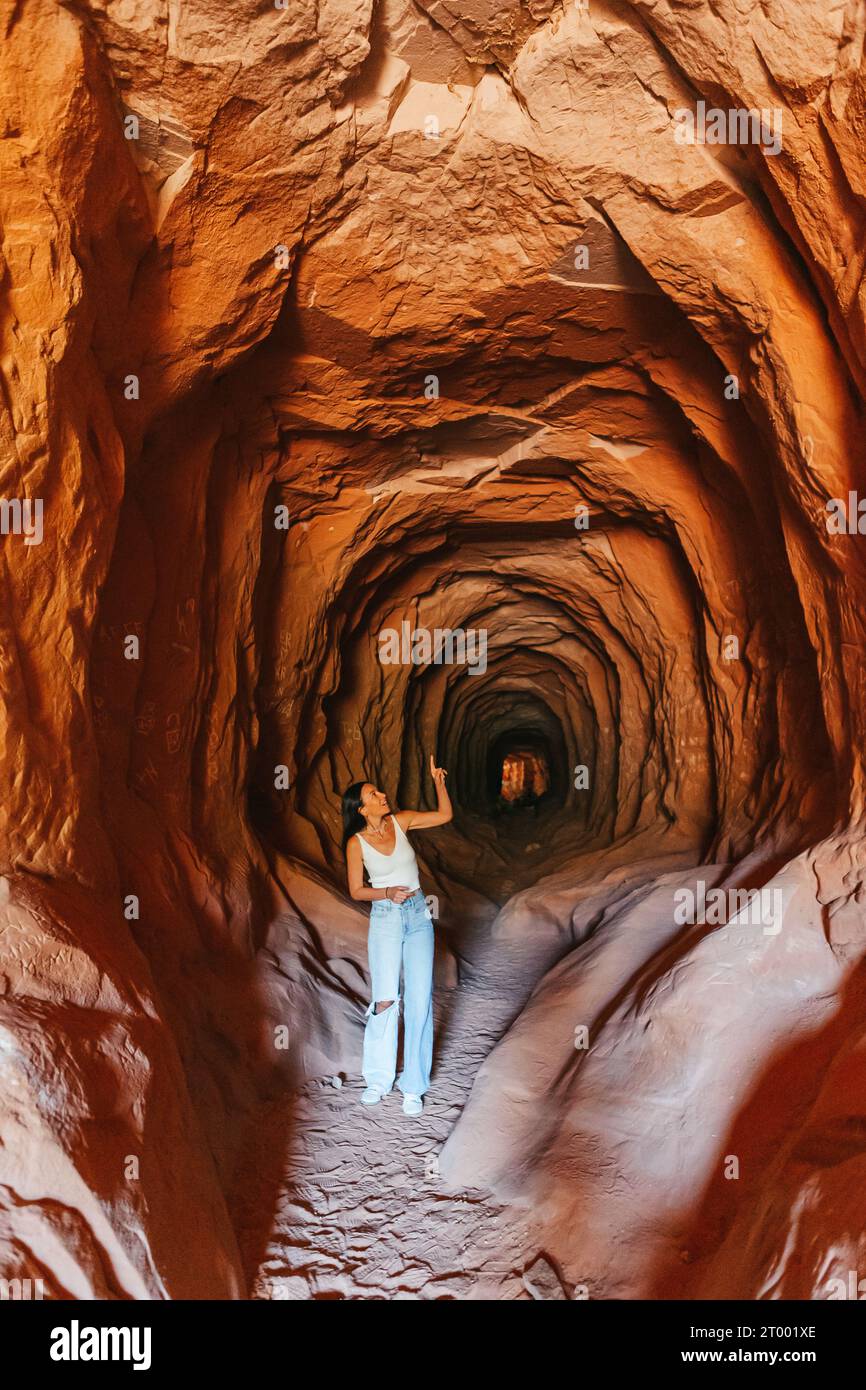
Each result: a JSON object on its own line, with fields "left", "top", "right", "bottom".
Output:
{"left": 362, "top": 890, "right": 434, "bottom": 1097}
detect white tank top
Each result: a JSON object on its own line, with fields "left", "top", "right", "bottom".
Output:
{"left": 356, "top": 817, "right": 421, "bottom": 890}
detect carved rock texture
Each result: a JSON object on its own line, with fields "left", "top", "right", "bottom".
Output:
{"left": 1, "top": 0, "right": 866, "bottom": 1299}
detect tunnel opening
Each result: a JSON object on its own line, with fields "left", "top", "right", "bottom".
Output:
{"left": 487, "top": 729, "right": 558, "bottom": 817}
{"left": 499, "top": 748, "right": 550, "bottom": 804}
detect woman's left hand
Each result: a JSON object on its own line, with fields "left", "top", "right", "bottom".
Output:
{"left": 429, "top": 753, "right": 448, "bottom": 786}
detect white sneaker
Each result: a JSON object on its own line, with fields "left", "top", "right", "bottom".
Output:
{"left": 402, "top": 1094, "right": 423, "bottom": 1117}
{"left": 361, "top": 1086, "right": 386, "bottom": 1105}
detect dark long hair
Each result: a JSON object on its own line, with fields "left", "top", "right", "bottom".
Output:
{"left": 342, "top": 781, "right": 368, "bottom": 847}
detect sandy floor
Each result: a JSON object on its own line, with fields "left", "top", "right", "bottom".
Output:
{"left": 232, "top": 928, "right": 568, "bottom": 1300}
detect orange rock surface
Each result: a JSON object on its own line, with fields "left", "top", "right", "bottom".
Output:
{"left": 2, "top": 0, "right": 866, "bottom": 1299}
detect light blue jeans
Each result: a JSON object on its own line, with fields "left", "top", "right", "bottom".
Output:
{"left": 362, "top": 891, "right": 434, "bottom": 1097}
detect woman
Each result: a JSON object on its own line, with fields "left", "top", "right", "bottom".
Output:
{"left": 342, "top": 755, "right": 452, "bottom": 1117}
